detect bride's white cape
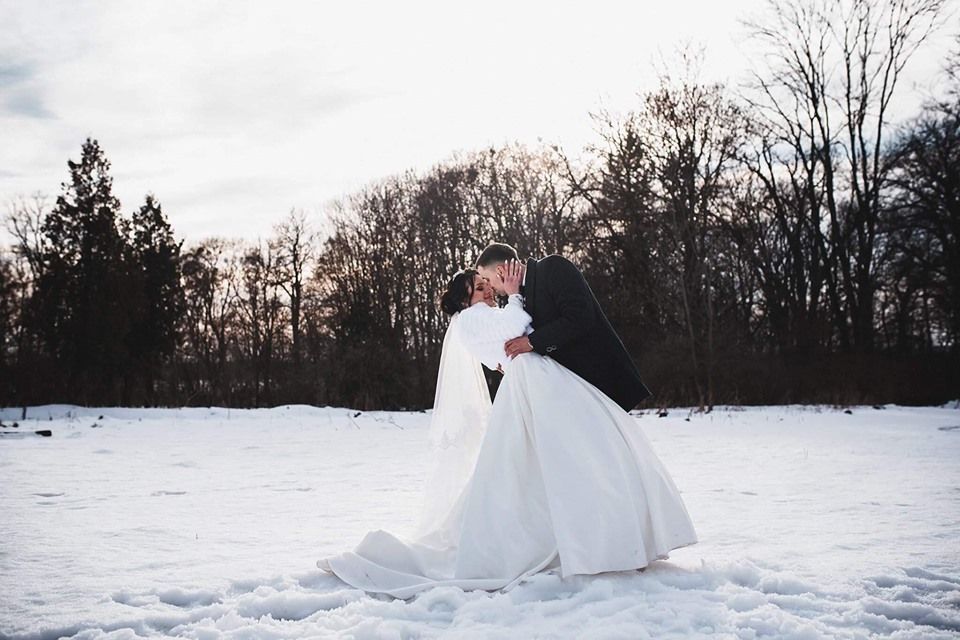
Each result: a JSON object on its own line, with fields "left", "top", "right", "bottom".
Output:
{"left": 318, "top": 302, "right": 698, "bottom": 599}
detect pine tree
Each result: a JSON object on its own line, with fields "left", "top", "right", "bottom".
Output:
{"left": 35, "top": 138, "right": 133, "bottom": 402}
{"left": 128, "top": 193, "right": 184, "bottom": 401}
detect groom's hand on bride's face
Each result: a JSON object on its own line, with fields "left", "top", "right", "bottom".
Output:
{"left": 502, "top": 260, "right": 523, "bottom": 296}
{"left": 505, "top": 336, "right": 534, "bottom": 359}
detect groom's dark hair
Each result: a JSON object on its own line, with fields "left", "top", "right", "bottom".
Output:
{"left": 476, "top": 242, "right": 519, "bottom": 267}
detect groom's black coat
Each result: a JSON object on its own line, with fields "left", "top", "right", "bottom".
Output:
{"left": 522, "top": 255, "right": 652, "bottom": 412}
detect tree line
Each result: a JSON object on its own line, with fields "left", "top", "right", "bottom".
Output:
{"left": 2, "top": 0, "right": 958, "bottom": 410}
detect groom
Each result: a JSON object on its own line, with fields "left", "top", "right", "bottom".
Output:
{"left": 476, "top": 242, "right": 652, "bottom": 412}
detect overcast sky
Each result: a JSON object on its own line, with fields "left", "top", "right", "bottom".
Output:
{"left": 1, "top": 1, "right": 955, "bottom": 243}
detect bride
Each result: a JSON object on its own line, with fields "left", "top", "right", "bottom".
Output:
{"left": 318, "top": 261, "right": 698, "bottom": 598}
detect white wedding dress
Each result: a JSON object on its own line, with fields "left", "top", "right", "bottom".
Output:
{"left": 318, "top": 296, "right": 698, "bottom": 599}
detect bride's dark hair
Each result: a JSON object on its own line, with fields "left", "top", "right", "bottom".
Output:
{"left": 440, "top": 269, "right": 479, "bottom": 316}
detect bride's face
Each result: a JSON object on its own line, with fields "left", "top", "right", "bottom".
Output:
{"left": 469, "top": 275, "right": 496, "bottom": 307}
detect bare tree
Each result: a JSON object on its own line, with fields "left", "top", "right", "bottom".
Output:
{"left": 4, "top": 193, "right": 49, "bottom": 282}
{"left": 884, "top": 54, "right": 960, "bottom": 351}
{"left": 744, "top": 0, "right": 947, "bottom": 351}
{"left": 179, "top": 238, "right": 241, "bottom": 403}
{"left": 272, "top": 209, "right": 316, "bottom": 368}
{"left": 575, "top": 49, "right": 748, "bottom": 410}
{"left": 237, "top": 241, "right": 286, "bottom": 406}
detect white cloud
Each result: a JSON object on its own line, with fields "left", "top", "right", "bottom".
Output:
{"left": 0, "top": 0, "right": 954, "bottom": 243}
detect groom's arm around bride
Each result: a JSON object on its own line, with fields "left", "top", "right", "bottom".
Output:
{"left": 476, "top": 243, "right": 652, "bottom": 412}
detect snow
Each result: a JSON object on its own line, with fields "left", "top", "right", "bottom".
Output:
{"left": 1, "top": 403, "right": 958, "bottom": 639}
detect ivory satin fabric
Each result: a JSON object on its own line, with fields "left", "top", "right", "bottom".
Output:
{"left": 319, "top": 354, "right": 698, "bottom": 599}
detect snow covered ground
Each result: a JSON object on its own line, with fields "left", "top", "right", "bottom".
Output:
{"left": 1, "top": 403, "right": 958, "bottom": 639}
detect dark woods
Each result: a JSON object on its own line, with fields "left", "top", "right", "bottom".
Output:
{"left": 2, "top": 0, "right": 958, "bottom": 410}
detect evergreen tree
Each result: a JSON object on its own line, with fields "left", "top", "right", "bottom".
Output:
{"left": 0, "top": 254, "right": 15, "bottom": 370}
{"left": 35, "top": 138, "right": 133, "bottom": 402}
{"left": 128, "top": 194, "right": 184, "bottom": 401}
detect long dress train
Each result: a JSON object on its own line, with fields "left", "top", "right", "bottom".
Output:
{"left": 318, "top": 351, "right": 698, "bottom": 599}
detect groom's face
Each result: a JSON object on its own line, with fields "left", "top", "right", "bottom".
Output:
{"left": 477, "top": 263, "right": 506, "bottom": 295}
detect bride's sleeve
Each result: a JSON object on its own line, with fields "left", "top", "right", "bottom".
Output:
{"left": 457, "top": 296, "right": 533, "bottom": 369}
{"left": 484, "top": 294, "right": 533, "bottom": 342}
{"left": 497, "top": 294, "right": 533, "bottom": 338}
{"left": 456, "top": 309, "right": 500, "bottom": 370}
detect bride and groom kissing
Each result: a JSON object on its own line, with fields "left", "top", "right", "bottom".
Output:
{"left": 318, "top": 242, "right": 698, "bottom": 598}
